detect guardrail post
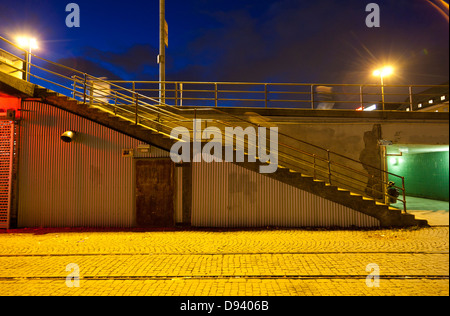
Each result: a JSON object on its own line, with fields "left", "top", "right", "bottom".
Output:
{"left": 180, "top": 83, "right": 184, "bottom": 106}
{"left": 327, "top": 150, "right": 332, "bottom": 184}
{"left": 89, "top": 81, "right": 94, "bottom": 105}
{"left": 409, "top": 86, "right": 413, "bottom": 111}
{"left": 265, "top": 84, "right": 268, "bottom": 108}
{"left": 83, "top": 74, "right": 87, "bottom": 104}
{"left": 360, "top": 85, "right": 364, "bottom": 109}
{"left": 311, "top": 85, "right": 315, "bottom": 109}
{"left": 133, "top": 82, "right": 138, "bottom": 125}
{"left": 175, "top": 83, "right": 178, "bottom": 106}
{"left": 402, "top": 177, "right": 407, "bottom": 214}
{"left": 24, "top": 51, "right": 30, "bottom": 82}
{"left": 114, "top": 94, "right": 118, "bottom": 115}
{"left": 215, "top": 83, "right": 218, "bottom": 107}
{"left": 71, "top": 76, "right": 76, "bottom": 99}
{"left": 313, "top": 154, "right": 316, "bottom": 179}
{"left": 135, "top": 93, "right": 139, "bottom": 125}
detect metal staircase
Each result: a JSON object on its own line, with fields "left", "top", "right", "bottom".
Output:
{"left": 0, "top": 35, "right": 430, "bottom": 227}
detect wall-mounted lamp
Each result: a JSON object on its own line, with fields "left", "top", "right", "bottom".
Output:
{"left": 61, "top": 131, "right": 77, "bottom": 143}
{"left": 390, "top": 157, "right": 398, "bottom": 166}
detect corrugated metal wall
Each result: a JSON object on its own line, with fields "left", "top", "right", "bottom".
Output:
{"left": 17, "top": 101, "right": 179, "bottom": 228}
{"left": 192, "top": 161, "right": 380, "bottom": 228}
{"left": 0, "top": 120, "right": 13, "bottom": 229}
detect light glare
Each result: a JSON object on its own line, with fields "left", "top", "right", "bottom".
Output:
{"left": 16, "top": 36, "right": 38, "bottom": 50}
{"left": 373, "top": 66, "right": 394, "bottom": 77}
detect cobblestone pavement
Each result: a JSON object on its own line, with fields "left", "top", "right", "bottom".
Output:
{"left": 0, "top": 227, "right": 448, "bottom": 296}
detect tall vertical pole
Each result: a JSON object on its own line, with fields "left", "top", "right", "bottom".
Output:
{"left": 159, "top": 0, "right": 166, "bottom": 104}
{"left": 380, "top": 76, "right": 385, "bottom": 111}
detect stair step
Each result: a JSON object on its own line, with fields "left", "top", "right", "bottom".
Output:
{"left": 400, "top": 213, "right": 428, "bottom": 226}
{"left": 414, "top": 219, "right": 429, "bottom": 227}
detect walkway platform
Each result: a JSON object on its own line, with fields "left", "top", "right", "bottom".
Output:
{"left": 393, "top": 196, "right": 449, "bottom": 226}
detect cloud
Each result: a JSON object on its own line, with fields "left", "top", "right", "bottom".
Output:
{"left": 83, "top": 45, "right": 159, "bottom": 76}
{"left": 48, "top": 56, "right": 121, "bottom": 80}
{"left": 170, "top": 0, "right": 363, "bottom": 83}
{"left": 48, "top": 44, "right": 161, "bottom": 83}
{"left": 168, "top": 0, "right": 449, "bottom": 85}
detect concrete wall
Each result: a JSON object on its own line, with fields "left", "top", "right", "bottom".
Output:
{"left": 178, "top": 107, "right": 449, "bottom": 163}
{"left": 270, "top": 117, "right": 449, "bottom": 161}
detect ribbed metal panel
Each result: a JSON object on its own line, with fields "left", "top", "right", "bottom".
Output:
{"left": 18, "top": 101, "right": 175, "bottom": 228}
{"left": 0, "top": 120, "right": 13, "bottom": 229}
{"left": 175, "top": 166, "right": 183, "bottom": 223}
{"left": 192, "top": 161, "right": 380, "bottom": 228}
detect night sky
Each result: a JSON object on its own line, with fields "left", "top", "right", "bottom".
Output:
{"left": 1, "top": 0, "right": 449, "bottom": 85}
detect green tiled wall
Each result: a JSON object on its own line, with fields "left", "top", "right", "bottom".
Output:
{"left": 388, "top": 151, "right": 449, "bottom": 201}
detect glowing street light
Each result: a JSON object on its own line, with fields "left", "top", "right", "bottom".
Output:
{"left": 373, "top": 66, "right": 393, "bottom": 78}
{"left": 373, "top": 66, "right": 394, "bottom": 111}
{"left": 16, "top": 36, "right": 38, "bottom": 81}
{"left": 16, "top": 37, "right": 38, "bottom": 51}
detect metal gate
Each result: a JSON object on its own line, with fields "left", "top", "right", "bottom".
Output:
{"left": 0, "top": 120, "right": 14, "bottom": 229}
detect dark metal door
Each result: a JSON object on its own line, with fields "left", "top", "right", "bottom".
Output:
{"left": 135, "top": 159, "right": 174, "bottom": 228}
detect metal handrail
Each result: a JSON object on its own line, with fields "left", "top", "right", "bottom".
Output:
{"left": 106, "top": 80, "right": 449, "bottom": 110}
{"left": 1, "top": 34, "right": 422, "bottom": 213}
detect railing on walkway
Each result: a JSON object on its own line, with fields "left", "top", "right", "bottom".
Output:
{"left": 105, "top": 80, "right": 449, "bottom": 111}
{"left": 0, "top": 34, "right": 427, "bottom": 213}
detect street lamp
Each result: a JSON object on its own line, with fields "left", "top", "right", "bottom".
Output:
{"left": 373, "top": 66, "right": 394, "bottom": 111}
{"left": 16, "top": 36, "right": 38, "bottom": 81}
{"left": 159, "top": 0, "right": 166, "bottom": 104}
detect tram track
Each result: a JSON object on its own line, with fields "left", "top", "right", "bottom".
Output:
{"left": 0, "top": 274, "right": 448, "bottom": 281}
{"left": 0, "top": 251, "right": 448, "bottom": 257}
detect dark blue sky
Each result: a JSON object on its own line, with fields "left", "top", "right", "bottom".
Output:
{"left": 1, "top": 0, "right": 449, "bottom": 85}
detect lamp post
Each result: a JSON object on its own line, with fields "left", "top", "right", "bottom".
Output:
{"left": 159, "top": 0, "right": 166, "bottom": 104}
{"left": 373, "top": 66, "right": 394, "bottom": 205}
{"left": 373, "top": 66, "right": 393, "bottom": 111}
{"left": 16, "top": 37, "right": 38, "bottom": 82}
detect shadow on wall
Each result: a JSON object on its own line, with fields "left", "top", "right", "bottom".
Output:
{"left": 359, "top": 124, "right": 382, "bottom": 199}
